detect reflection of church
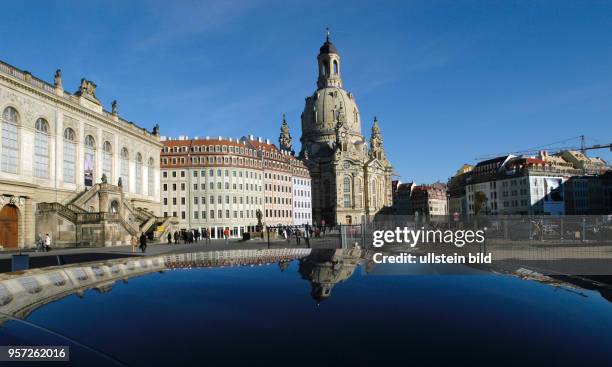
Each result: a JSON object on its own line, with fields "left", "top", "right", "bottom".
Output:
{"left": 298, "top": 248, "right": 363, "bottom": 303}
{"left": 298, "top": 32, "right": 394, "bottom": 225}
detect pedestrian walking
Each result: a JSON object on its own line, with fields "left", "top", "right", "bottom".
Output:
{"left": 130, "top": 234, "right": 138, "bottom": 253}
{"left": 304, "top": 225, "right": 311, "bottom": 248}
{"left": 295, "top": 228, "right": 301, "bottom": 246}
{"left": 223, "top": 228, "right": 230, "bottom": 245}
{"left": 173, "top": 231, "right": 179, "bottom": 244}
{"left": 203, "top": 228, "right": 211, "bottom": 245}
{"left": 139, "top": 232, "right": 147, "bottom": 253}
{"left": 44, "top": 233, "right": 52, "bottom": 252}
{"left": 36, "top": 233, "right": 44, "bottom": 252}
{"left": 167, "top": 232, "right": 172, "bottom": 244}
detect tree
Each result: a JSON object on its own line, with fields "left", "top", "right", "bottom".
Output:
{"left": 474, "top": 191, "right": 488, "bottom": 215}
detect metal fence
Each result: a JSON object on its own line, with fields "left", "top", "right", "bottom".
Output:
{"left": 359, "top": 214, "right": 612, "bottom": 275}
{"left": 365, "top": 215, "right": 612, "bottom": 243}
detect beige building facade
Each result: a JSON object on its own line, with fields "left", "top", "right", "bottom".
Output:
{"left": 0, "top": 60, "right": 166, "bottom": 249}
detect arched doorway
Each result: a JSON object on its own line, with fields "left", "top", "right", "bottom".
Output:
{"left": 0, "top": 205, "right": 18, "bottom": 249}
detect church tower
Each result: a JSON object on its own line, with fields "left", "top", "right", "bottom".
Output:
{"left": 317, "top": 30, "right": 343, "bottom": 89}
{"left": 278, "top": 113, "right": 293, "bottom": 153}
{"left": 300, "top": 31, "right": 393, "bottom": 225}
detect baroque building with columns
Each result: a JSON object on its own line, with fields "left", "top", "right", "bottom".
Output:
{"left": 0, "top": 59, "right": 173, "bottom": 249}
{"left": 299, "top": 34, "right": 393, "bottom": 225}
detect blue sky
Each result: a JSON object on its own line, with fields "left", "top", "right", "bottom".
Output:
{"left": 1, "top": 0, "right": 611, "bottom": 183}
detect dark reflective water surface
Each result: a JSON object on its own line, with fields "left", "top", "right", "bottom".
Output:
{"left": 1, "top": 248, "right": 612, "bottom": 366}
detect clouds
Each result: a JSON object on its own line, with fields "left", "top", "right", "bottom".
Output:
{"left": 132, "top": 0, "right": 266, "bottom": 50}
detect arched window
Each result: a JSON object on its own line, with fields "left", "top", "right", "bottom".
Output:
{"left": 356, "top": 178, "right": 363, "bottom": 208}
{"left": 343, "top": 176, "right": 352, "bottom": 208}
{"left": 84, "top": 135, "right": 96, "bottom": 186}
{"left": 63, "top": 128, "right": 76, "bottom": 183}
{"left": 34, "top": 118, "right": 49, "bottom": 178}
{"left": 110, "top": 200, "right": 119, "bottom": 213}
{"left": 135, "top": 152, "right": 143, "bottom": 194}
{"left": 102, "top": 141, "right": 112, "bottom": 182}
{"left": 120, "top": 147, "right": 129, "bottom": 190}
{"left": 333, "top": 60, "right": 339, "bottom": 76}
{"left": 147, "top": 157, "right": 155, "bottom": 196}
{"left": 1, "top": 107, "right": 19, "bottom": 173}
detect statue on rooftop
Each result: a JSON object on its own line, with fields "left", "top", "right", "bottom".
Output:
{"left": 54, "top": 69, "right": 62, "bottom": 88}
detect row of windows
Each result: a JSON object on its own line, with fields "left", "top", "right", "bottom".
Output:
{"left": 162, "top": 210, "right": 259, "bottom": 221}
{"left": 193, "top": 182, "right": 261, "bottom": 191}
{"left": 163, "top": 144, "right": 257, "bottom": 156}
{"left": 265, "top": 183, "right": 292, "bottom": 193}
{"left": 265, "top": 172, "right": 291, "bottom": 181}
{"left": 293, "top": 178, "right": 310, "bottom": 186}
{"left": 502, "top": 200, "right": 529, "bottom": 208}
{"left": 294, "top": 189, "right": 311, "bottom": 197}
{"left": 193, "top": 210, "right": 257, "bottom": 220}
{"left": 162, "top": 169, "right": 261, "bottom": 180}
{"left": 265, "top": 209, "right": 292, "bottom": 218}
{"left": 2, "top": 107, "right": 154, "bottom": 195}
{"left": 193, "top": 169, "right": 260, "bottom": 179}
{"left": 163, "top": 182, "right": 261, "bottom": 192}
{"left": 162, "top": 155, "right": 260, "bottom": 167}
{"left": 294, "top": 212, "right": 311, "bottom": 220}
{"left": 294, "top": 201, "right": 311, "bottom": 209}
{"left": 163, "top": 196, "right": 261, "bottom": 206}
{"left": 265, "top": 196, "right": 292, "bottom": 205}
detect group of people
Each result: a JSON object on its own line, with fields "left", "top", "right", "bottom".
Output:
{"left": 166, "top": 228, "right": 214, "bottom": 245}
{"left": 273, "top": 224, "right": 315, "bottom": 246}
{"left": 130, "top": 233, "right": 148, "bottom": 253}
{"left": 36, "top": 233, "right": 52, "bottom": 252}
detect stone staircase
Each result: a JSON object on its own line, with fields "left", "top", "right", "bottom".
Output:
{"left": 35, "top": 183, "right": 177, "bottom": 247}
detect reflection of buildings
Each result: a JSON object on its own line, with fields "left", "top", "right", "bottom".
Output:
{"left": 0, "top": 249, "right": 311, "bottom": 324}
{"left": 0, "top": 59, "right": 167, "bottom": 249}
{"left": 298, "top": 248, "right": 362, "bottom": 303}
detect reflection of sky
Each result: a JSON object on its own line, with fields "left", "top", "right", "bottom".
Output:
{"left": 6, "top": 262, "right": 612, "bottom": 366}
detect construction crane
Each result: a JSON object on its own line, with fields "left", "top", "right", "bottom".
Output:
{"left": 476, "top": 135, "right": 612, "bottom": 161}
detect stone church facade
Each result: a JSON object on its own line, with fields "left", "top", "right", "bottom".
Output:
{"left": 298, "top": 34, "right": 393, "bottom": 225}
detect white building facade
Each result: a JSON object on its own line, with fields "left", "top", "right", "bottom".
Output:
{"left": 0, "top": 60, "right": 162, "bottom": 249}
{"left": 292, "top": 159, "right": 313, "bottom": 225}
{"left": 161, "top": 137, "right": 264, "bottom": 238}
